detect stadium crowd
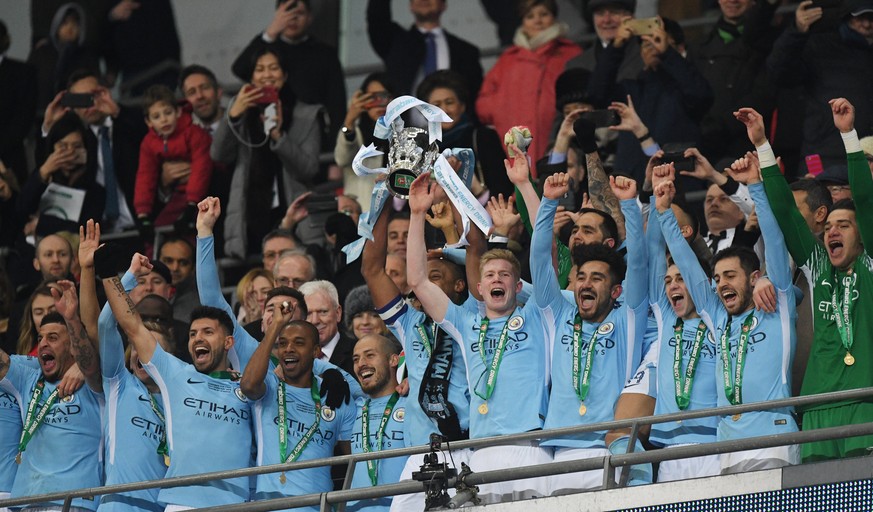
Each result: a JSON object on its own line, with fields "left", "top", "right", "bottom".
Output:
{"left": 1, "top": 0, "right": 873, "bottom": 510}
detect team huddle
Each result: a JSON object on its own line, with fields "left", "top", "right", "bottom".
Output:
{"left": 1, "top": 97, "right": 871, "bottom": 511}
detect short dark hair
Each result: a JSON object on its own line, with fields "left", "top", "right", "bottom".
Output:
{"left": 40, "top": 311, "right": 66, "bottom": 328}
{"left": 578, "top": 208, "right": 620, "bottom": 243}
{"left": 666, "top": 251, "right": 712, "bottom": 279}
{"left": 262, "top": 229, "right": 299, "bottom": 252}
{"left": 189, "top": 306, "right": 234, "bottom": 336}
{"left": 179, "top": 64, "right": 219, "bottom": 92}
{"left": 710, "top": 246, "right": 760, "bottom": 276}
{"left": 283, "top": 320, "right": 319, "bottom": 346}
{"left": 791, "top": 178, "right": 833, "bottom": 214}
{"left": 142, "top": 85, "right": 176, "bottom": 115}
{"left": 276, "top": 0, "right": 310, "bottom": 9}
{"left": 416, "top": 70, "right": 470, "bottom": 107}
{"left": 831, "top": 198, "right": 855, "bottom": 213}
{"left": 66, "top": 68, "right": 105, "bottom": 89}
{"left": 265, "top": 286, "right": 308, "bottom": 318}
{"left": 159, "top": 235, "right": 194, "bottom": 254}
{"left": 517, "top": 0, "right": 558, "bottom": 18}
{"left": 661, "top": 17, "right": 685, "bottom": 46}
{"left": 571, "top": 243, "right": 627, "bottom": 284}
{"left": 360, "top": 72, "right": 396, "bottom": 97}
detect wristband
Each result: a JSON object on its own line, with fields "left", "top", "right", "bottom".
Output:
{"left": 841, "top": 129, "right": 861, "bottom": 153}
{"left": 488, "top": 234, "right": 509, "bottom": 244}
{"left": 636, "top": 131, "right": 650, "bottom": 142}
{"left": 94, "top": 243, "right": 130, "bottom": 280}
{"left": 755, "top": 141, "right": 777, "bottom": 169}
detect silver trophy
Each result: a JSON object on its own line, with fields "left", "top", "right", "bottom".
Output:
{"left": 386, "top": 126, "right": 440, "bottom": 199}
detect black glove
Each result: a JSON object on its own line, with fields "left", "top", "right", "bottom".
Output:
{"left": 94, "top": 243, "right": 129, "bottom": 279}
{"left": 573, "top": 118, "right": 598, "bottom": 154}
{"left": 135, "top": 216, "right": 154, "bottom": 243}
{"left": 319, "top": 368, "right": 351, "bottom": 409}
{"left": 174, "top": 203, "right": 198, "bottom": 235}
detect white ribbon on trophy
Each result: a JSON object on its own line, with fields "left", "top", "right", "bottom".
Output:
{"left": 432, "top": 155, "right": 493, "bottom": 246}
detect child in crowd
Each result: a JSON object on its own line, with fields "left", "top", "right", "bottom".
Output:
{"left": 134, "top": 84, "right": 212, "bottom": 237}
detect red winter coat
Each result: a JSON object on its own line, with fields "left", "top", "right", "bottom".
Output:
{"left": 134, "top": 106, "right": 212, "bottom": 216}
{"left": 476, "top": 37, "right": 581, "bottom": 171}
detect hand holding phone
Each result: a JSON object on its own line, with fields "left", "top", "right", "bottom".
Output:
{"left": 59, "top": 93, "right": 94, "bottom": 109}
{"left": 253, "top": 86, "right": 279, "bottom": 105}
{"left": 622, "top": 17, "right": 663, "bottom": 36}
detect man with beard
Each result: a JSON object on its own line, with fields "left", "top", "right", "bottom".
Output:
{"left": 99, "top": 242, "right": 252, "bottom": 509}
{"left": 759, "top": 98, "right": 873, "bottom": 462}
{"left": 654, "top": 141, "right": 799, "bottom": 474}
{"left": 362, "top": 199, "right": 471, "bottom": 512}
{"left": 348, "top": 334, "right": 406, "bottom": 512}
{"left": 533, "top": 172, "right": 646, "bottom": 494}
{"left": 407, "top": 173, "right": 551, "bottom": 503}
{"left": 241, "top": 311, "right": 354, "bottom": 509}
{"left": 0, "top": 311, "right": 102, "bottom": 512}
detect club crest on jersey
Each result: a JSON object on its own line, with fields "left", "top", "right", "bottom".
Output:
{"left": 507, "top": 316, "right": 524, "bottom": 331}
{"left": 321, "top": 407, "right": 336, "bottom": 422}
{"left": 61, "top": 394, "right": 74, "bottom": 403}
{"left": 234, "top": 388, "right": 248, "bottom": 402}
{"left": 393, "top": 407, "right": 405, "bottom": 422}
{"left": 597, "top": 322, "right": 615, "bottom": 335}
{"left": 747, "top": 316, "right": 759, "bottom": 331}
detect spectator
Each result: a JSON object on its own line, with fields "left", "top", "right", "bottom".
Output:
{"left": 231, "top": 0, "right": 347, "bottom": 142}
{"left": 180, "top": 64, "right": 224, "bottom": 134}
{"left": 27, "top": 3, "right": 100, "bottom": 113}
{"left": 688, "top": 0, "right": 779, "bottom": 164}
{"left": 565, "top": 0, "right": 642, "bottom": 82}
{"left": 30, "top": 0, "right": 110, "bottom": 67}
{"left": 334, "top": 73, "right": 394, "bottom": 205}
{"left": 815, "top": 165, "right": 853, "bottom": 202}
{"left": 261, "top": 229, "right": 298, "bottom": 272}
{"left": 343, "top": 285, "right": 389, "bottom": 340}
{"left": 387, "top": 213, "right": 410, "bottom": 257}
{"left": 211, "top": 48, "right": 322, "bottom": 260}
{"left": 235, "top": 268, "right": 274, "bottom": 326}
{"left": 476, "top": 0, "right": 581, "bottom": 164}
{"left": 299, "top": 280, "right": 355, "bottom": 375}
{"left": 418, "top": 70, "right": 511, "bottom": 198}
{"left": 158, "top": 236, "right": 200, "bottom": 324}
{"left": 0, "top": 161, "right": 22, "bottom": 249}
{"left": 18, "top": 113, "right": 105, "bottom": 236}
{"left": 767, "top": 0, "right": 873, "bottom": 169}
{"left": 15, "top": 281, "right": 59, "bottom": 356}
{"left": 366, "top": 0, "right": 483, "bottom": 102}
{"left": 106, "top": 0, "right": 181, "bottom": 96}
{"left": 589, "top": 18, "right": 712, "bottom": 185}
{"left": 133, "top": 85, "right": 212, "bottom": 239}
{"left": 0, "top": 21, "right": 38, "bottom": 185}
{"left": 42, "top": 68, "right": 146, "bottom": 233}
{"left": 273, "top": 248, "right": 317, "bottom": 290}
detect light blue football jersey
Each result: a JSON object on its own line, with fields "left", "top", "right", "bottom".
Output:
{"left": 533, "top": 198, "right": 647, "bottom": 449}
{"left": 252, "top": 372, "right": 355, "bottom": 509}
{"left": 348, "top": 394, "right": 407, "bottom": 512}
{"left": 0, "top": 356, "right": 40, "bottom": 493}
{"left": 143, "top": 345, "right": 253, "bottom": 507}
{"left": 380, "top": 294, "right": 470, "bottom": 446}
{"left": 1, "top": 360, "right": 103, "bottom": 510}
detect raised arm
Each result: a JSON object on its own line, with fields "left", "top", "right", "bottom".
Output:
{"left": 240, "top": 302, "right": 294, "bottom": 401}
{"left": 575, "top": 118, "right": 626, "bottom": 240}
{"left": 532, "top": 174, "right": 569, "bottom": 308}
{"left": 735, "top": 107, "right": 819, "bottom": 266}
{"left": 77, "top": 220, "right": 101, "bottom": 341}
{"left": 613, "top": 176, "right": 647, "bottom": 309}
{"left": 407, "top": 173, "right": 451, "bottom": 322}
{"left": 99, "top": 255, "right": 147, "bottom": 380}
{"left": 505, "top": 144, "right": 540, "bottom": 226}
{"left": 97, "top": 245, "right": 157, "bottom": 364}
{"left": 53, "top": 280, "right": 101, "bottom": 392}
{"left": 832, "top": 98, "right": 873, "bottom": 254}
{"left": 362, "top": 202, "right": 401, "bottom": 309}
{"left": 646, "top": 207, "right": 668, "bottom": 303}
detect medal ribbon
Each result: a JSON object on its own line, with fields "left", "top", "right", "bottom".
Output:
{"left": 473, "top": 312, "right": 514, "bottom": 402}
{"left": 672, "top": 319, "right": 708, "bottom": 410}
{"left": 571, "top": 315, "right": 599, "bottom": 402}
{"left": 147, "top": 394, "right": 169, "bottom": 460}
{"left": 719, "top": 313, "right": 755, "bottom": 405}
{"left": 362, "top": 392, "right": 400, "bottom": 486}
{"left": 278, "top": 376, "right": 322, "bottom": 465}
{"left": 415, "top": 321, "right": 439, "bottom": 357}
{"left": 17, "top": 379, "right": 60, "bottom": 459}
{"left": 208, "top": 370, "right": 241, "bottom": 381}
{"left": 830, "top": 269, "right": 857, "bottom": 357}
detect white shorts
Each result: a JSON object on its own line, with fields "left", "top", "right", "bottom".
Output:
{"left": 390, "top": 448, "right": 473, "bottom": 512}
{"left": 656, "top": 444, "right": 720, "bottom": 482}
{"left": 621, "top": 341, "right": 658, "bottom": 398}
{"left": 720, "top": 445, "right": 800, "bottom": 474}
{"left": 468, "top": 443, "right": 552, "bottom": 504}
{"left": 164, "top": 506, "right": 194, "bottom": 512}
{"left": 548, "top": 447, "right": 614, "bottom": 496}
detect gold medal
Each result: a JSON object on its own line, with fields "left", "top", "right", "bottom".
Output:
{"left": 578, "top": 404, "right": 587, "bottom": 416}
{"left": 478, "top": 403, "right": 489, "bottom": 415}
{"left": 845, "top": 352, "right": 855, "bottom": 366}
{"left": 732, "top": 414, "right": 742, "bottom": 422}
{"left": 15, "top": 452, "right": 21, "bottom": 465}
{"left": 163, "top": 454, "right": 170, "bottom": 467}
{"left": 280, "top": 472, "right": 287, "bottom": 485}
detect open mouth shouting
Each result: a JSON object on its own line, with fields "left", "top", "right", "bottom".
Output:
{"left": 670, "top": 292, "right": 686, "bottom": 311}
{"left": 39, "top": 350, "right": 57, "bottom": 375}
{"left": 357, "top": 366, "right": 377, "bottom": 387}
{"left": 827, "top": 238, "right": 844, "bottom": 260}
{"left": 578, "top": 289, "right": 597, "bottom": 311}
{"left": 192, "top": 344, "right": 211, "bottom": 366}
{"left": 720, "top": 288, "right": 739, "bottom": 310}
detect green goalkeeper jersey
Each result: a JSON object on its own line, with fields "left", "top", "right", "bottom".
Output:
{"left": 762, "top": 151, "right": 873, "bottom": 412}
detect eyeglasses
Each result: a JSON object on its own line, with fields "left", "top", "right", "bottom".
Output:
{"left": 275, "top": 277, "right": 307, "bottom": 288}
{"left": 827, "top": 185, "right": 850, "bottom": 193}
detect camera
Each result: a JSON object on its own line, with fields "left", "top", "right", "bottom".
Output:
{"left": 306, "top": 193, "right": 337, "bottom": 214}
{"left": 661, "top": 143, "right": 695, "bottom": 173}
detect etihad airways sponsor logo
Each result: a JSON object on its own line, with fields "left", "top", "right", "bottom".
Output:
{"left": 183, "top": 397, "right": 250, "bottom": 424}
